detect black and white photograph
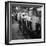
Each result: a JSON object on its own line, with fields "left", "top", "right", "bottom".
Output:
{"left": 5, "top": 1, "right": 45, "bottom": 44}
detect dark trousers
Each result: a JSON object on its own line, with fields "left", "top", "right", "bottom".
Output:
{"left": 36, "top": 23, "right": 41, "bottom": 32}
{"left": 27, "top": 21, "right": 32, "bottom": 29}
{"left": 19, "top": 20, "right": 21, "bottom": 30}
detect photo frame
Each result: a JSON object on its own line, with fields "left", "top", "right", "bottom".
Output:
{"left": 5, "top": 1, "right": 45, "bottom": 45}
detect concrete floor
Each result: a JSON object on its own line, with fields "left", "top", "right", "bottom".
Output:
{"left": 11, "top": 20, "right": 41, "bottom": 40}
{"left": 11, "top": 20, "right": 25, "bottom": 40}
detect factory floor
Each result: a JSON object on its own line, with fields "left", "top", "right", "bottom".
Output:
{"left": 11, "top": 20, "right": 26, "bottom": 40}
{"left": 11, "top": 19, "right": 41, "bottom": 40}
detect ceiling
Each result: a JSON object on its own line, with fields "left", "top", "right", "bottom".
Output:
{"left": 10, "top": 3, "right": 43, "bottom": 8}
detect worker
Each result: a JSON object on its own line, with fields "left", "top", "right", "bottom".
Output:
{"left": 31, "top": 8, "right": 40, "bottom": 32}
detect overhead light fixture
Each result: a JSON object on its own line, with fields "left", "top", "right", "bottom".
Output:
{"left": 29, "top": 7, "right": 33, "bottom": 10}
{"left": 16, "top": 7, "right": 18, "bottom": 10}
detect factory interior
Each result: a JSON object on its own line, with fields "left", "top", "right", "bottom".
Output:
{"left": 10, "top": 3, "right": 43, "bottom": 40}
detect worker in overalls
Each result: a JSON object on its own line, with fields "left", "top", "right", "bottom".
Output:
{"left": 31, "top": 8, "right": 40, "bottom": 38}
{"left": 31, "top": 8, "right": 40, "bottom": 31}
